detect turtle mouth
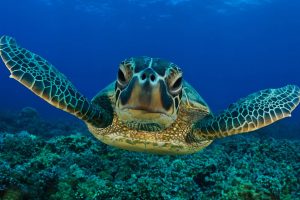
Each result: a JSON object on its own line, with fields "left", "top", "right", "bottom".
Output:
{"left": 120, "top": 107, "right": 171, "bottom": 122}
{"left": 119, "top": 108, "right": 166, "bottom": 131}
{"left": 115, "top": 107, "right": 176, "bottom": 131}
{"left": 124, "top": 121, "right": 163, "bottom": 131}
{"left": 123, "top": 106, "right": 168, "bottom": 115}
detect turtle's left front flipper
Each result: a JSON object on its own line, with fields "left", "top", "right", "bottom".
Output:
{"left": 0, "top": 36, "right": 113, "bottom": 128}
{"left": 191, "top": 85, "right": 300, "bottom": 140}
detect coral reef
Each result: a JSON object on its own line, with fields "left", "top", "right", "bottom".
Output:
{"left": 0, "top": 107, "right": 89, "bottom": 137}
{"left": 0, "top": 108, "right": 299, "bottom": 199}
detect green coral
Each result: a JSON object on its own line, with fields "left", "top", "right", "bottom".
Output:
{"left": 0, "top": 109, "right": 299, "bottom": 199}
{"left": 0, "top": 131, "right": 299, "bottom": 199}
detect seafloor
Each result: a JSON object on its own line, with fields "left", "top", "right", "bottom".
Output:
{"left": 0, "top": 107, "right": 299, "bottom": 199}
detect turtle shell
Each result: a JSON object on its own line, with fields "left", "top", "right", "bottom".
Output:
{"left": 179, "top": 81, "right": 212, "bottom": 123}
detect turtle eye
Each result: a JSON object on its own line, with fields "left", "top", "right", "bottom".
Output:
{"left": 117, "top": 62, "right": 133, "bottom": 87}
{"left": 170, "top": 76, "right": 182, "bottom": 94}
{"left": 118, "top": 69, "right": 126, "bottom": 82}
{"left": 118, "top": 69, "right": 127, "bottom": 84}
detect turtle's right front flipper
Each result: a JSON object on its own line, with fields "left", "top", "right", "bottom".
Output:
{"left": 0, "top": 36, "right": 112, "bottom": 128}
{"left": 191, "top": 85, "right": 300, "bottom": 140}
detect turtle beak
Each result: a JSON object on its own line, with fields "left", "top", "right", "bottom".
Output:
{"left": 115, "top": 68, "right": 177, "bottom": 130}
{"left": 118, "top": 68, "right": 174, "bottom": 115}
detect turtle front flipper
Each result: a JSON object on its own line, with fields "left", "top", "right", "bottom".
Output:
{"left": 191, "top": 85, "right": 300, "bottom": 140}
{"left": 0, "top": 36, "right": 112, "bottom": 127}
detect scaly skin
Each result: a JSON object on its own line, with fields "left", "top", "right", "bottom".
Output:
{"left": 191, "top": 85, "right": 300, "bottom": 141}
{"left": 0, "top": 36, "right": 112, "bottom": 127}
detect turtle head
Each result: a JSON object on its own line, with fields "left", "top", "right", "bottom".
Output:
{"left": 115, "top": 56, "right": 183, "bottom": 131}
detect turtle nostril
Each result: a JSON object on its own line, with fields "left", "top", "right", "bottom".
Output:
{"left": 140, "top": 72, "right": 156, "bottom": 82}
{"left": 150, "top": 74, "right": 156, "bottom": 82}
{"left": 141, "top": 73, "right": 146, "bottom": 80}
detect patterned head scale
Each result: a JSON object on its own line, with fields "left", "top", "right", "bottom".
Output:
{"left": 115, "top": 56, "right": 183, "bottom": 131}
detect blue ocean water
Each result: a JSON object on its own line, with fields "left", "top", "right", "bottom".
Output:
{"left": 1, "top": 0, "right": 300, "bottom": 122}
{"left": 0, "top": 1, "right": 300, "bottom": 199}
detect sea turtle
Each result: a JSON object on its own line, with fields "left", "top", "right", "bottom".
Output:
{"left": 0, "top": 36, "right": 299, "bottom": 155}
